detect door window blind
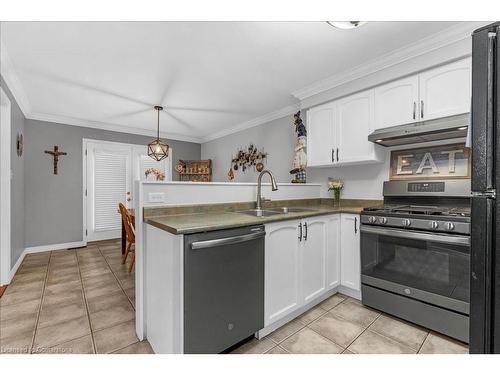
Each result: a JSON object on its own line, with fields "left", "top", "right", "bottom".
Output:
{"left": 94, "top": 150, "right": 128, "bottom": 232}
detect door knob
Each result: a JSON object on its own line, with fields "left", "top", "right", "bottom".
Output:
{"left": 127, "top": 198, "right": 132, "bottom": 202}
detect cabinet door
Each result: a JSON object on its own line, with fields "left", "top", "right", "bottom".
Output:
{"left": 336, "top": 89, "right": 378, "bottom": 164}
{"left": 340, "top": 214, "right": 361, "bottom": 292}
{"left": 306, "top": 102, "right": 336, "bottom": 166}
{"left": 301, "top": 218, "right": 327, "bottom": 303}
{"left": 326, "top": 215, "right": 341, "bottom": 289}
{"left": 418, "top": 58, "right": 471, "bottom": 121}
{"left": 374, "top": 75, "right": 419, "bottom": 129}
{"left": 264, "top": 220, "right": 301, "bottom": 325}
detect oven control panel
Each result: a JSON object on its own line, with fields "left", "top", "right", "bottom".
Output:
{"left": 407, "top": 182, "right": 445, "bottom": 193}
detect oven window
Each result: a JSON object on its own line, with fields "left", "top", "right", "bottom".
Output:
{"left": 361, "top": 230, "right": 469, "bottom": 303}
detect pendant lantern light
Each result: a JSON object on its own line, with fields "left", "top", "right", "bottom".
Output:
{"left": 148, "top": 105, "right": 169, "bottom": 161}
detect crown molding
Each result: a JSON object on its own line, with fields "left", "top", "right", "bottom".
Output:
{"left": 292, "top": 21, "right": 488, "bottom": 101}
{"left": 201, "top": 104, "right": 299, "bottom": 143}
{"left": 27, "top": 111, "right": 203, "bottom": 144}
{"left": 0, "top": 39, "right": 32, "bottom": 115}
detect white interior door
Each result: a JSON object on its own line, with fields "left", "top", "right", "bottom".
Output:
{"left": 86, "top": 141, "right": 132, "bottom": 242}
{"left": 85, "top": 140, "right": 172, "bottom": 242}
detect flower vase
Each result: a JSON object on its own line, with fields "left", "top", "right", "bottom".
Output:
{"left": 333, "top": 189, "right": 341, "bottom": 207}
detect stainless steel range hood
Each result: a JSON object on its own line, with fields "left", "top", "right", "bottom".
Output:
{"left": 368, "top": 113, "right": 469, "bottom": 147}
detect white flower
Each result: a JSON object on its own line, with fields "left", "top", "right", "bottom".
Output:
{"left": 328, "top": 179, "right": 344, "bottom": 191}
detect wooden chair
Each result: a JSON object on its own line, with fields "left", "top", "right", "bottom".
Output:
{"left": 119, "top": 203, "right": 135, "bottom": 273}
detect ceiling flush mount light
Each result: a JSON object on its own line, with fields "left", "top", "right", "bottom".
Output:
{"left": 326, "top": 21, "right": 367, "bottom": 30}
{"left": 148, "top": 105, "right": 169, "bottom": 161}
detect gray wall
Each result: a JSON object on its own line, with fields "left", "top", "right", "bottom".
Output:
{"left": 24, "top": 119, "right": 200, "bottom": 248}
{"left": 1, "top": 76, "right": 25, "bottom": 268}
{"left": 201, "top": 113, "right": 390, "bottom": 200}
{"left": 202, "top": 116, "right": 297, "bottom": 183}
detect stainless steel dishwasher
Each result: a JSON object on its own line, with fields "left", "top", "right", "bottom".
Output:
{"left": 183, "top": 225, "right": 265, "bottom": 354}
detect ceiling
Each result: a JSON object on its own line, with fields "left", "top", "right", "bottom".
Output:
{"left": 0, "top": 21, "right": 473, "bottom": 143}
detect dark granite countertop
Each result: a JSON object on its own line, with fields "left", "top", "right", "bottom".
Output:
{"left": 144, "top": 199, "right": 381, "bottom": 235}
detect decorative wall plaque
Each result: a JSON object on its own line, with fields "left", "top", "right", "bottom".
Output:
{"left": 390, "top": 143, "right": 470, "bottom": 181}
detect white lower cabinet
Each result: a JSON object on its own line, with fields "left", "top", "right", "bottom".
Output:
{"left": 340, "top": 214, "right": 361, "bottom": 293}
{"left": 264, "top": 214, "right": 344, "bottom": 327}
{"left": 301, "top": 217, "right": 328, "bottom": 304}
{"left": 326, "top": 214, "right": 341, "bottom": 289}
{"left": 264, "top": 220, "right": 301, "bottom": 326}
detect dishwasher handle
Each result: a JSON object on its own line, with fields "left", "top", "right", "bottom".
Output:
{"left": 190, "top": 231, "right": 266, "bottom": 250}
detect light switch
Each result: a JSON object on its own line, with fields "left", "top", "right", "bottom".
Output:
{"left": 148, "top": 192, "right": 165, "bottom": 203}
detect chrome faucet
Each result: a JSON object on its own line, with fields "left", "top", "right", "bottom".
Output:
{"left": 256, "top": 170, "right": 278, "bottom": 214}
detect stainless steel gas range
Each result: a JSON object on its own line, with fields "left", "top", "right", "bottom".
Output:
{"left": 360, "top": 180, "right": 471, "bottom": 343}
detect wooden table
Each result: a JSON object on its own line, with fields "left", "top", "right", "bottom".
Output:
{"left": 121, "top": 209, "right": 135, "bottom": 255}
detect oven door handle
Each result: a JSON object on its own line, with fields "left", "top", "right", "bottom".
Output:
{"left": 360, "top": 225, "right": 470, "bottom": 246}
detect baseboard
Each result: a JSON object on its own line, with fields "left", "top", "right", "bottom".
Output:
{"left": 24, "top": 241, "right": 87, "bottom": 254}
{"left": 338, "top": 285, "right": 362, "bottom": 300}
{"left": 8, "top": 250, "right": 26, "bottom": 283}
{"left": 3, "top": 241, "right": 88, "bottom": 285}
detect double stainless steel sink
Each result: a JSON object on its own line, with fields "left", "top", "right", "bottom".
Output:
{"left": 238, "top": 207, "right": 314, "bottom": 217}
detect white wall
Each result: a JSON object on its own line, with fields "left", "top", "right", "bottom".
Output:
{"left": 141, "top": 181, "right": 321, "bottom": 207}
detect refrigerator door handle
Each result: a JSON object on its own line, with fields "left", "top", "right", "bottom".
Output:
{"left": 472, "top": 190, "right": 497, "bottom": 199}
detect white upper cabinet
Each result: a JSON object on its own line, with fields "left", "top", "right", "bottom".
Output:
{"left": 306, "top": 102, "right": 336, "bottom": 166}
{"left": 374, "top": 57, "right": 471, "bottom": 129}
{"left": 336, "top": 89, "right": 378, "bottom": 165}
{"left": 306, "top": 58, "right": 471, "bottom": 168}
{"left": 418, "top": 58, "right": 471, "bottom": 121}
{"left": 374, "top": 75, "right": 419, "bottom": 129}
{"left": 306, "top": 89, "right": 380, "bottom": 167}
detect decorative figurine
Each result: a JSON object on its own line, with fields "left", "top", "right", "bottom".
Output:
{"left": 290, "top": 111, "right": 307, "bottom": 183}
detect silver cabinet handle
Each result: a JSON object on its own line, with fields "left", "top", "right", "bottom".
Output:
{"left": 421, "top": 100, "right": 424, "bottom": 119}
{"left": 298, "top": 222, "right": 302, "bottom": 241}
{"left": 360, "top": 225, "right": 470, "bottom": 246}
{"left": 354, "top": 217, "right": 357, "bottom": 234}
{"left": 303, "top": 222, "right": 308, "bottom": 241}
{"left": 413, "top": 102, "right": 416, "bottom": 120}
{"left": 331, "top": 148, "right": 334, "bottom": 163}
{"left": 336, "top": 148, "right": 339, "bottom": 162}
{"left": 191, "top": 231, "right": 265, "bottom": 250}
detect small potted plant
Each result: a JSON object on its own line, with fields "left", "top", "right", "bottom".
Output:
{"left": 328, "top": 178, "right": 344, "bottom": 206}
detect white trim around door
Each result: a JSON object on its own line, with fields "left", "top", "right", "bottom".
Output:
{"left": 0, "top": 87, "right": 12, "bottom": 286}
{"left": 82, "top": 138, "right": 172, "bottom": 243}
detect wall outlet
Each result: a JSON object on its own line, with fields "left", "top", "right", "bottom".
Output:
{"left": 148, "top": 192, "right": 165, "bottom": 203}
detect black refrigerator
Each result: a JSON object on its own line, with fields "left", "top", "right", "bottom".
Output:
{"left": 470, "top": 21, "right": 500, "bottom": 354}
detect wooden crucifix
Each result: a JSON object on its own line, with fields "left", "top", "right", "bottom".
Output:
{"left": 44, "top": 146, "right": 67, "bottom": 175}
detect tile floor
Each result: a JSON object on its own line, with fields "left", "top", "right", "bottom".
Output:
{"left": 231, "top": 294, "right": 469, "bottom": 354}
{"left": 1, "top": 240, "right": 469, "bottom": 355}
{"left": 0, "top": 239, "right": 153, "bottom": 354}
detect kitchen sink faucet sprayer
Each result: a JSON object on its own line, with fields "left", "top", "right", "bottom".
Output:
{"left": 256, "top": 170, "right": 278, "bottom": 215}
